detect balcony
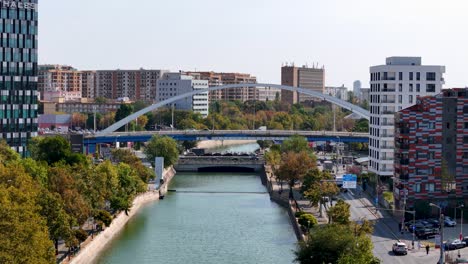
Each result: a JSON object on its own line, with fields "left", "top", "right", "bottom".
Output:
{"left": 381, "top": 133, "right": 395, "bottom": 138}
{"left": 380, "top": 121, "right": 395, "bottom": 126}
{"left": 381, "top": 111, "right": 395, "bottom": 115}
{"left": 381, "top": 88, "right": 396, "bottom": 92}
{"left": 381, "top": 99, "right": 396, "bottom": 104}
{"left": 380, "top": 145, "right": 393, "bottom": 150}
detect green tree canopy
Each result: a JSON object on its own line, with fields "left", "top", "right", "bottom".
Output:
{"left": 144, "top": 135, "right": 179, "bottom": 168}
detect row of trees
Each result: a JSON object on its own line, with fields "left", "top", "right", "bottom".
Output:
{"left": 0, "top": 137, "right": 154, "bottom": 263}
{"left": 263, "top": 135, "right": 378, "bottom": 263}
{"left": 68, "top": 99, "right": 369, "bottom": 133}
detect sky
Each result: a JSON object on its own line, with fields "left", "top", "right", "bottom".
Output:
{"left": 39, "top": 0, "right": 468, "bottom": 89}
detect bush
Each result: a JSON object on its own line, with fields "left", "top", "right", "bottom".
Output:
{"left": 298, "top": 213, "right": 318, "bottom": 228}
{"left": 94, "top": 210, "right": 113, "bottom": 227}
{"left": 295, "top": 211, "right": 308, "bottom": 218}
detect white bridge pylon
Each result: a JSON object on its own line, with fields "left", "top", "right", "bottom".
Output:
{"left": 99, "top": 83, "right": 370, "bottom": 135}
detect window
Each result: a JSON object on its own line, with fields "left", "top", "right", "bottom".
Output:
{"left": 409, "top": 72, "right": 414, "bottom": 81}
{"left": 463, "top": 152, "right": 468, "bottom": 159}
{"left": 426, "top": 72, "right": 436, "bottom": 81}
{"left": 409, "top": 95, "right": 413, "bottom": 103}
{"left": 464, "top": 136, "right": 468, "bottom": 144}
{"left": 414, "top": 183, "right": 421, "bottom": 193}
{"left": 416, "top": 83, "right": 420, "bottom": 92}
{"left": 409, "top": 84, "right": 413, "bottom": 92}
{"left": 398, "top": 95, "right": 402, "bottom": 103}
{"left": 428, "top": 122, "right": 435, "bottom": 129}
{"left": 399, "top": 72, "right": 403, "bottom": 80}
{"left": 465, "top": 122, "right": 468, "bottom": 129}
{"left": 399, "top": 84, "right": 402, "bottom": 92}
{"left": 464, "top": 167, "right": 468, "bottom": 174}
{"left": 426, "top": 84, "right": 436, "bottom": 93}
{"left": 464, "top": 106, "right": 468, "bottom": 114}
{"left": 426, "top": 183, "right": 435, "bottom": 192}
{"left": 417, "top": 72, "right": 421, "bottom": 81}
{"left": 447, "top": 123, "right": 451, "bottom": 129}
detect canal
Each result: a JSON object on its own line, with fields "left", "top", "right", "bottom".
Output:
{"left": 95, "top": 143, "right": 297, "bottom": 264}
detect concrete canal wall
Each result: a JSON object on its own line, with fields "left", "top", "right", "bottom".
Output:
{"left": 262, "top": 166, "right": 305, "bottom": 241}
{"left": 68, "top": 167, "right": 176, "bottom": 264}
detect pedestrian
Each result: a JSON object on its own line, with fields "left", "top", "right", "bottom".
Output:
{"left": 426, "top": 244, "right": 430, "bottom": 255}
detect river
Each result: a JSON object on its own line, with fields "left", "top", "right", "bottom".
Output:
{"left": 95, "top": 143, "right": 297, "bottom": 264}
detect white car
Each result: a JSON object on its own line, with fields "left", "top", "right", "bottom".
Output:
{"left": 392, "top": 242, "right": 408, "bottom": 255}
{"left": 445, "top": 216, "right": 457, "bottom": 227}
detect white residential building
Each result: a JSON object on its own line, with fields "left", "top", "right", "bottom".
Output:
{"left": 325, "top": 85, "right": 349, "bottom": 101}
{"left": 369, "top": 57, "right": 445, "bottom": 177}
{"left": 157, "top": 73, "right": 209, "bottom": 117}
{"left": 353, "top": 80, "right": 362, "bottom": 97}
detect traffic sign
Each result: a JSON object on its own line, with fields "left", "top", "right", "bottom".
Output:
{"left": 342, "top": 174, "right": 357, "bottom": 189}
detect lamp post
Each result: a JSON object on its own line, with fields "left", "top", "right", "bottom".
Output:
{"left": 456, "top": 204, "right": 465, "bottom": 240}
{"left": 430, "top": 203, "right": 444, "bottom": 264}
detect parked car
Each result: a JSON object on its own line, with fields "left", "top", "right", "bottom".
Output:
{"left": 415, "top": 228, "right": 439, "bottom": 239}
{"left": 392, "top": 242, "right": 408, "bottom": 255}
{"left": 445, "top": 216, "right": 457, "bottom": 227}
{"left": 445, "top": 239, "right": 466, "bottom": 250}
{"left": 426, "top": 218, "right": 441, "bottom": 228}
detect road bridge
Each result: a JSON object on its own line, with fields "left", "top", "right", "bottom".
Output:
{"left": 174, "top": 155, "right": 265, "bottom": 172}
{"left": 83, "top": 130, "right": 369, "bottom": 153}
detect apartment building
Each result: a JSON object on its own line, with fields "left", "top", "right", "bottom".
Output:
{"left": 369, "top": 57, "right": 445, "bottom": 177}
{"left": 325, "top": 85, "right": 349, "bottom": 101}
{"left": 157, "top": 73, "right": 209, "bottom": 117}
{"left": 185, "top": 71, "right": 257, "bottom": 102}
{"left": 38, "top": 65, "right": 82, "bottom": 100}
{"left": 394, "top": 88, "right": 468, "bottom": 209}
{"left": 281, "top": 64, "right": 325, "bottom": 105}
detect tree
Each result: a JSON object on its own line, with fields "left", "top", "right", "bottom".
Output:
{"left": 94, "top": 97, "right": 107, "bottom": 104}
{"left": 111, "top": 149, "right": 154, "bottom": 183}
{"left": 0, "top": 140, "right": 20, "bottom": 164}
{"left": 0, "top": 163, "right": 55, "bottom": 264}
{"left": 115, "top": 104, "right": 134, "bottom": 131}
{"left": 144, "top": 135, "right": 179, "bottom": 168}
{"left": 257, "top": 140, "right": 274, "bottom": 150}
{"left": 276, "top": 151, "right": 316, "bottom": 200}
{"left": 181, "top": 140, "right": 198, "bottom": 151}
{"left": 30, "top": 136, "right": 72, "bottom": 165}
{"left": 94, "top": 210, "right": 113, "bottom": 227}
{"left": 328, "top": 200, "right": 351, "bottom": 225}
{"left": 281, "top": 135, "right": 311, "bottom": 154}
{"left": 294, "top": 223, "right": 378, "bottom": 264}
{"left": 71, "top": 113, "right": 87, "bottom": 129}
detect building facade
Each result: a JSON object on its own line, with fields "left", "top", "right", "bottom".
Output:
{"left": 185, "top": 71, "right": 257, "bottom": 102}
{"left": 38, "top": 65, "right": 82, "bottom": 100}
{"left": 281, "top": 64, "right": 325, "bottom": 104}
{"left": 394, "top": 88, "right": 468, "bottom": 210}
{"left": 353, "top": 80, "right": 362, "bottom": 98}
{"left": 325, "top": 85, "right": 349, "bottom": 101}
{"left": 0, "top": 1, "right": 39, "bottom": 155}
{"left": 81, "top": 70, "right": 96, "bottom": 99}
{"left": 156, "top": 73, "right": 209, "bottom": 117}
{"left": 95, "top": 69, "right": 166, "bottom": 102}
{"left": 369, "top": 57, "right": 445, "bottom": 177}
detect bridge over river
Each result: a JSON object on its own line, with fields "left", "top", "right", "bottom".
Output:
{"left": 175, "top": 155, "right": 265, "bottom": 172}
{"left": 83, "top": 130, "right": 368, "bottom": 153}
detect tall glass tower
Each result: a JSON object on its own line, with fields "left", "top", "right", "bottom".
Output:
{"left": 0, "top": 1, "right": 38, "bottom": 155}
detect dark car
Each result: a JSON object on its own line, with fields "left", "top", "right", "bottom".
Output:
{"left": 426, "top": 218, "right": 441, "bottom": 228}
{"left": 415, "top": 228, "right": 439, "bottom": 239}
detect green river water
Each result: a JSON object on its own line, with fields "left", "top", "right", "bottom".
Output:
{"left": 95, "top": 144, "right": 297, "bottom": 264}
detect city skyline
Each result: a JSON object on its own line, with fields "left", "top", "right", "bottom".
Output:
{"left": 40, "top": 0, "right": 468, "bottom": 89}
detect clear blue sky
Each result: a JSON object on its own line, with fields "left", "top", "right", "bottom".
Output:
{"left": 39, "top": 0, "right": 468, "bottom": 88}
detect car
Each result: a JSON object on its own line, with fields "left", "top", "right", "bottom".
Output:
{"left": 415, "top": 228, "right": 439, "bottom": 239}
{"left": 392, "top": 242, "right": 408, "bottom": 255}
{"left": 445, "top": 216, "right": 457, "bottom": 227}
{"left": 456, "top": 257, "right": 468, "bottom": 264}
{"left": 426, "top": 218, "right": 441, "bottom": 228}
{"left": 445, "top": 239, "right": 466, "bottom": 250}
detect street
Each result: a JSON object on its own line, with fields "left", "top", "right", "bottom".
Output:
{"left": 341, "top": 190, "right": 444, "bottom": 264}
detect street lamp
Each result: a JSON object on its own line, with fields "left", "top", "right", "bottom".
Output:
{"left": 456, "top": 204, "right": 465, "bottom": 240}
{"left": 430, "top": 203, "right": 444, "bottom": 264}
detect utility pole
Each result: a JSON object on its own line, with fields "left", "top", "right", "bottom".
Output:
{"left": 171, "top": 104, "right": 175, "bottom": 131}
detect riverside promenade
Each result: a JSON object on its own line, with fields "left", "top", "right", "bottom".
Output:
{"left": 62, "top": 167, "right": 176, "bottom": 264}
{"left": 264, "top": 165, "right": 328, "bottom": 241}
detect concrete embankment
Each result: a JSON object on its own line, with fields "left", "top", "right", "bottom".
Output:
{"left": 262, "top": 166, "right": 305, "bottom": 241}
{"left": 67, "top": 167, "right": 176, "bottom": 264}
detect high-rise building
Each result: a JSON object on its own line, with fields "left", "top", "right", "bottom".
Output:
{"left": 394, "top": 88, "right": 468, "bottom": 210}
{"left": 185, "top": 71, "right": 257, "bottom": 102}
{"left": 156, "top": 73, "right": 209, "bottom": 117}
{"left": 281, "top": 64, "right": 325, "bottom": 105}
{"left": 369, "top": 57, "right": 445, "bottom": 177}
{"left": 0, "top": 1, "right": 39, "bottom": 155}
{"left": 353, "top": 80, "right": 362, "bottom": 97}
{"left": 81, "top": 71, "right": 96, "bottom": 99}
{"left": 95, "top": 69, "right": 167, "bottom": 102}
